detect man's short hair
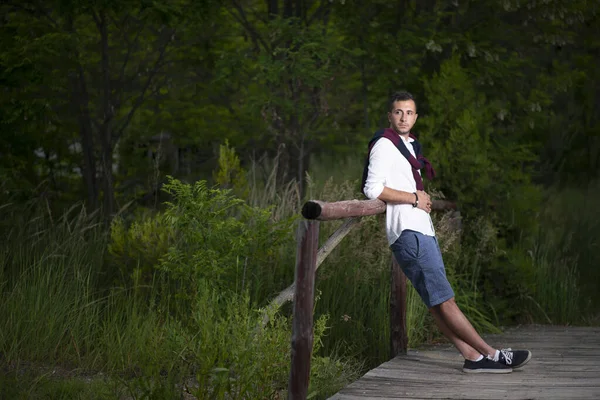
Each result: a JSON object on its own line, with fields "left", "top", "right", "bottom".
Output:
{"left": 388, "top": 91, "right": 417, "bottom": 112}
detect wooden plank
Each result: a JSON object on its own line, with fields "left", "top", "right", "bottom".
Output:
{"left": 329, "top": 325, "right": 600, "bottom": 400}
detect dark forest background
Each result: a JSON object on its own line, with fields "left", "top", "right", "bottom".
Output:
{"left": 1, "top": 1, "right": 599, "bottom": 398}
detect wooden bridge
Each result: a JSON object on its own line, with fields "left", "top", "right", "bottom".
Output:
{"left": 329, "top": 325, "right": 600, "bottom": 400}
{"left": 283, "top": 198, "right": 600, "bottom": 399}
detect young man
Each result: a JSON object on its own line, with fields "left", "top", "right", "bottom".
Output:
{"left": 362, "top": 91, "right": 531, "bottom": 373}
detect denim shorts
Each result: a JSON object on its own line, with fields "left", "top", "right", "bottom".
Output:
{"left": 390, "top": 230, "right": 454, "bottom": 308}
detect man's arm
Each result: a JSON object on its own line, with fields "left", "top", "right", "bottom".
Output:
{"left": 378, "top": 187, "right": 432, "bottom": 213}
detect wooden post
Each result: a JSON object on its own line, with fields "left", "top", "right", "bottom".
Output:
{"left": 288, "top": 220, "right": 320, "bottom": 400}
{"left": 390, "top": 253, "right": 408, "bottom": 357}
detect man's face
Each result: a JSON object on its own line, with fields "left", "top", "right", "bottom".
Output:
{"left": 388, "top": 100, "right": 418, "bottom": 135}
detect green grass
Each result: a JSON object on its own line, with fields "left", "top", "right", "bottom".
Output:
{"left": 0, "top": 204, "right": 105, "bottom": 368}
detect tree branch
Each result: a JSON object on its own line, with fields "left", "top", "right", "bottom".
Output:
{"left": 226, "top": 0, "right": 270, "bottom": 52}
{"left": 5, "top": 2, "right": 59, "bottom": 28}
{"left": 307, "top": 0, "right": 331, "bottom": 26}
{"left": 116, "top": 16, "right": 146, "bottom": 103}
{"left": 113, "top": 31, "right": 174, "bottom": 140}
{"left": 99, "top": 10, "right": 113, "bottom": 128}
{"left": 90, "top": 7, "right": 101, "bottom": 29}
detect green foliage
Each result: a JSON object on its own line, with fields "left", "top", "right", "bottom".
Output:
{"left": 0, "top": 198, "right": 353, "bottom": 399}
{"left": 183, "top": 287, "right": 290, "bottom": 399}
{"left": 2, "top": 0, "right": 597, "bottom": 222}
{"left": 109, "top": 176, "right": 295, "bottom": 310}
{"left": 213, "top": 140, "right": 249, "bottom": 198}
{"left": 417, "top": 57, "right": 550, "bottom": 322}
{"left": 158, "top": 177, "right": 294, "bottom": 304}
{"left": 108, "top": 211, "right": 174, "bottom": 288}
{"left": 528, "top": 180, "right": 600, "bottom": 322}
{"left": 422, "top": 56, "right": 538, "bottom": 221}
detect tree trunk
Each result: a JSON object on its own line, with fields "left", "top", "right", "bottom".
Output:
{"left": 98, "top": 9, "right": 116, "bottom": 220}
{"left": 77, "top": 89, "right": 99, "bottom": 211}
{"left": 283, "top": 0, "right": 293, "bottom": 18}
{"left": 267, "top": 0, "right": 278, "bottom": 19}
{"left": 359, "top": 36, "right": 370, "bottom": 131}
{"left": 296, "top": 136, "right": 310, "bottom": 199}
{"left": 100, "top": 144, "right": 115, "bottom": 219}
{"left": 66, "top": 14, "right": 99, "bottom": 211}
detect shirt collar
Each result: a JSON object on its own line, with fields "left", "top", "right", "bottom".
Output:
{"left": 400, "top": 134, "right": 414, "bottom": 143}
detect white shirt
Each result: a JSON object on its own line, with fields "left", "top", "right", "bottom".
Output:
{"left": 363, "top": 134, "right": 435, "bottom": 245}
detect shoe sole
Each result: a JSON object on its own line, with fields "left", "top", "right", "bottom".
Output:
{"left": 463, "top": 367, "right": 513, "bottom": 374}
{"left": 512, "top": 351, "right": 532, "bottom": 369}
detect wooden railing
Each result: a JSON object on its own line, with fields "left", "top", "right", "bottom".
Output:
{"left": 287, "top": 198, "right": 456, "bottom": 399}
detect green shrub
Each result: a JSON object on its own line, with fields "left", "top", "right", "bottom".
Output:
{"left": 213, "top": 140, "right": 249, "bottom": 199}
{"left": 171, "top": 282, "right": 356, "bottom": 399}
{"left": 109, "top": 177, "right": 297, "bottom": 312}
{"left": 108, "top": 211, "right": 175, "bottom": 289}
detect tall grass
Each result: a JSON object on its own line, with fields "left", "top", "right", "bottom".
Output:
{"left": 0, "top": 204, "right": 106, "bottom": 367}
{"left": 529, "top": 234, "right": 580, "bottom": 324}
{"left": 527, "top": 180, "right": 600, "bottom": 324}
{"left": 0, "top": 195, "right": 357, "bottom": 399}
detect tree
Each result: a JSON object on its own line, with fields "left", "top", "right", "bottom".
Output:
{"left": 222, "top": 0, "right": 348, "bottom": 195}
{"left": 1, "top": 0, "right": 219, "bottom": 219}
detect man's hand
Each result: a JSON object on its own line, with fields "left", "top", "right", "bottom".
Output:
{"left": 416, "top": 190, "right": 432, "bottom": 213}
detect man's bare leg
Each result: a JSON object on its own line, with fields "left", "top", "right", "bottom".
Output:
{"left": 430, "top": 297, "right": 496, "bottom": 359}
{"left": 429, "top": 306, "right": 481, "bottom": 360}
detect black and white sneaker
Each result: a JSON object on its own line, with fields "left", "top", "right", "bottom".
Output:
{"left": 497, "top": 348, "right": 532, "bottom": 369}
{"left": 463, "top": 357, "right": 512, "bottom": 373}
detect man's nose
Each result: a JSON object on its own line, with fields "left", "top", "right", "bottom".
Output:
{"left": 400, "top": 113, "right": 406, "bottom": 121}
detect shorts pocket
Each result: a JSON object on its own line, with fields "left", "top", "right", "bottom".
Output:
{"left": 397, "top": 231, "right": 420, "bottom": 260}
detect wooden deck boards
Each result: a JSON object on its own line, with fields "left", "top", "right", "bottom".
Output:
{"left": 329, "top": 325, "right": 600, "bottom": 400}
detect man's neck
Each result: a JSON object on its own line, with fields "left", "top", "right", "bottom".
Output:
{"left": 390, "top": 126, "right": 411, "bottom": 140}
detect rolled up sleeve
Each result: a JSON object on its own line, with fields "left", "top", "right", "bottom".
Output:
{"left": 363, "top": 139, "right": 392, "bottom": 200}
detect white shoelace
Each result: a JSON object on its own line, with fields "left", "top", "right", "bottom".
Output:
{"left": 500, "top": 348, "right": 513, "bottom": 365}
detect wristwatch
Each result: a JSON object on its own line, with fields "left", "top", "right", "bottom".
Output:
{"left": 412, "top": 192, "right": 419, "bottom": 208}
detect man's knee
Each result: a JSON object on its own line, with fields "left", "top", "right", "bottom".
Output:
{"left": 430, "top": 296, "right": 456, "bottom": 312}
